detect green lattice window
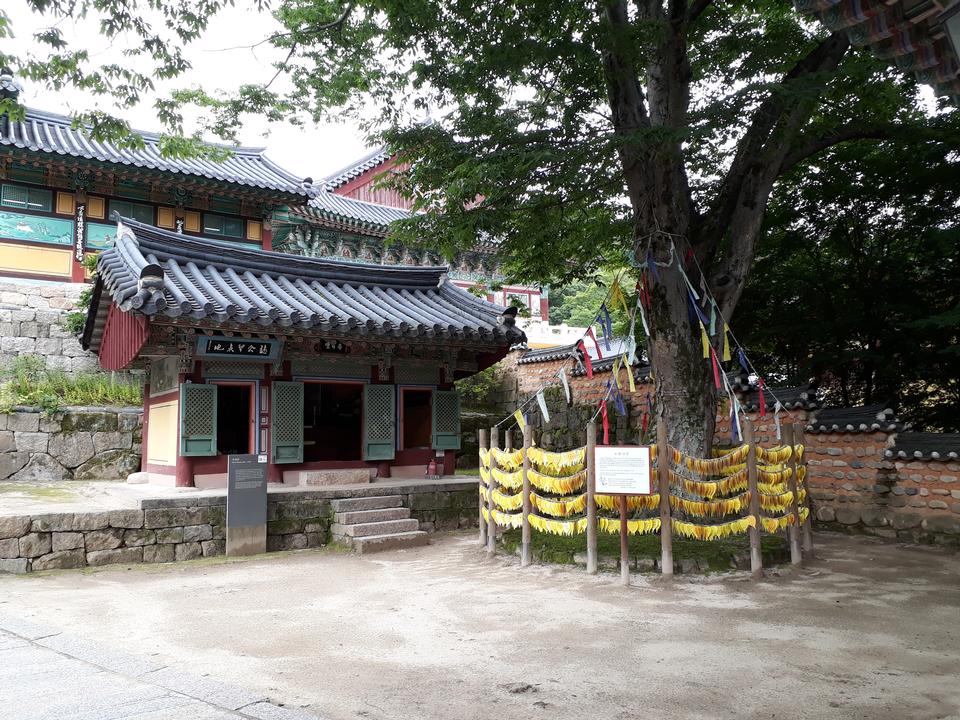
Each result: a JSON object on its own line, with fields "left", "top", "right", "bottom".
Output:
{"left": 271, "top": 381, "right": 304, "bottom": 464}
{"left": 203, "top": 213, "right": 244, "bottom": 238}
{"left": 1, "top": 183, "right": 52, "bottom": 212}
{"left": 432, "top": 390, "right": 461, "bottom": 450}
{"left": 179, "top": 383, "right": 218, "bottom": 456}
{"left": 110, "top": 199, "right": 154, "bottom": 224}
{"left": 363, "top": 384, "right": 396, "bottom": 461}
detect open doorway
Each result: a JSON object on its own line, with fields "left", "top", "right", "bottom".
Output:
{"left": 215, "top": 383, "right": 253, "bottom": 455}
{"left": 401, "top": 388, "right": 432, "bottom": 449}
{"left": 303, "top": 382, "right": 363, "bottom": 461}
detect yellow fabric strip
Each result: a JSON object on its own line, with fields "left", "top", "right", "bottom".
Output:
{"left": 492, "top": 488, "right": 523, "bottom": 511}
{"left": 623, "top": 355, "right": 636, "bottom": 392}
{"left": 671, "top": 444, "right": 750, "bottom": 475}
{"left": 479, "top": 448, "right": 490, "bottom": 469}
{"left": 760, "top": 514, "right": 796, "bottom": 533}
{"left": 757, "top": 445, "right": 793, "bottom": 464}
{"left": 669, "top": 469, "right": 748, "bottom": 499}
{"left": 479, "top": 466, "right": 491, "bottom": 486}
{"left": 672, "top": 515, "right": 756, "bottom": 541}
{"left": 528, "top": 468, "right": 586, "bottom": 494}
{"left": 598, "top": 517, "right": 662, "bottom": 536}
{"left": 531, "top": 492, "right": 587, "bottom": 517}
{"left": 595, "top": 494, "right": 661, "bottom": 511}
{"left": 758, "top": 466, "right": 793, "bottom": 483}
{"left": 490, "top": 447, "right": 524, "bottom": 470}
{"left": 722, "top": 323, "right": 731, "bottom": 362}
{"left": 700, "top": 321, "right": 711, "bottom": 359}
{"left": 757, "top": 481, "right": 787, "bottom": 495}
{"left": 669, "top": 493, "right": 748, "bottom": 517}
{"left": 492, "top": 466, "right": 523, "bottom": 489}
{"left": 527, "top": 447, "right": 586, "bottom": 475}
{"left": 529, "top": 514, "right": 588, "bottom": 536}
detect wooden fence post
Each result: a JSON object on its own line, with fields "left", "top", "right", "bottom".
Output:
{"left": 783, "top": 423, "right": 802, "bottom": 565}
{"left": 586, "top": 421, "right": 598, "bottom": 574}
{"left": 478, "top": 428, "right": 489, "bottom": 547}
{"left": 487, "top": 426, "right": 499, "bottom": 557}
{"left": 744, "top": 417, "right": 763, "bottom": 579}
{"left": 795, "top": 422, "right": 815, "bottom": 556}
{"left": 505, "top": 427, "right": 513, "bottom": 452}
{"left": 656, "top": 418, "right": 673, "bottom": 577}
{"left": 521, "top": 423, "right": 532, "bottom": 568}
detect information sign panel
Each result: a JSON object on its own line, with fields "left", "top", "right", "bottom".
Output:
{"left": 226, "top": 453, "right": 268, "bottom": 556}
{"left": 595, "top": 445, "right": 652, "bottom": 495}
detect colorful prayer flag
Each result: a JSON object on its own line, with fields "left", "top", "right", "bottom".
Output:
{"left": 536, "top": 390, "right": 550, "bottom": 423}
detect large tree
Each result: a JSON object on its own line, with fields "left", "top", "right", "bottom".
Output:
{"left": 6, "top": 1, "right": 959, "bottom": 451}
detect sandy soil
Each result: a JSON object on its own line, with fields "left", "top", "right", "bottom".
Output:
{"left": 0, "top": 532, "right": 958, "bottom": 720}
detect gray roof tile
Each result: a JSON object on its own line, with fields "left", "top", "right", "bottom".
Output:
{"left": 806, "top": 404, "right": 906, "bottom": 434}
{"left": 83, "top": 218, "right": 523, "bottom": 352}
{"left": 323, "top": 146, "right": 391, "bottom": 189}
{"left": 885, "top": 432, "right": 960, "bottom": 461}
{"left": 0, "top": 108, "right": 312, "bottom": 197}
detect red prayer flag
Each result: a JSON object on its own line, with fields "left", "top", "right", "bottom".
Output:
{"left": 758, "top": 377, "right": 767, "bottom": 418}
{"left": 710, "top": 347, "right": 722, "bottom": 390}
{"left": 577, "top": 340, "right": 594, "bottom": 378}
{"left": 600, "top": 399, "right": 609, "bottom": 445}
{"left": 586, "top": 326, "right": 603, "bottom": 360}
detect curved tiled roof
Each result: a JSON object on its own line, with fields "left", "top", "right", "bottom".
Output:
{"left": 323, "top": 146, "right": 392, "bottom": 189}
{"left": 0, "top": 108, "right": 312, "bottom": 197}
{"left": 288, "top": 190, "right": 412, "bottom": 236}
{"left": 519, "top": 338, "right": 634, "bottom": 365}
{"left": 738, "top": 384, "right": 818, "bottom": 412}
{"left": 806, "top": 404, "right": 906, "bottom": 434}
{"left": 82, "top": 218, "right": 524, "bottom": 351}
{"left": 795, "top": 0, "right": 960, "bottom": 105}
{"left": 885, "top": 432, "right": 960, "bottom": 460}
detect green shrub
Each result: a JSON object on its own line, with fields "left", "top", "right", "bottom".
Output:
{"left": 0, "top": 355, "right": 141, "bottom": 414}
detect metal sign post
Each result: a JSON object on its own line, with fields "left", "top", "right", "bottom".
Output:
{"left": 226, "top": 453, "right": 268, "bottom": 556}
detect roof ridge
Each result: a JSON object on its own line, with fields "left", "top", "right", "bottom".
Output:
{"left": 322, "top": 145, "right": 391, "bottom": 187}
{"left": 20, "top": 107, "right": 271, "bottom": 155}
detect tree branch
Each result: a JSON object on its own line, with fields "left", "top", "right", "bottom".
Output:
{"left": 687, "top": 0, "right": 714, "bottom": 23}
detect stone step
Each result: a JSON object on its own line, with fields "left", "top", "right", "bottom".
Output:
{"left": 329, "top": 496, "right": 404, "bottom": 512}
{"left": 331, "top": 519, "right": 420, "bottom": 538}
{"left": 352, "top": 531, "right": 431, "bottom": 555}
{"left": 334, "top": 507, "right": 410, "bottom": 525}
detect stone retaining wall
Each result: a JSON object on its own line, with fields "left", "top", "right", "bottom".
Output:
{"left": 0, "top": 482, "right": 477, "bottom": 573}
{"left": 0, "top": 407, "right": 142, "bottom": 482}
{"left": 0, "top": 280, "right": 97, "bottom": 373}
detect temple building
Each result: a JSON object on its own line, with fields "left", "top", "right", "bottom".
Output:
{"left": 81, "top": 218, "right": 524, "bottom": 487}
{"left": 273, "top": 149, "right": 550, "bottom": 321}
{"left": 0, "top": 76, "right": 311, "bottom": 282}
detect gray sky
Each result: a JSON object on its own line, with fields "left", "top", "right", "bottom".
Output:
{"left": 5, "top": 1, "right": 373, "bottom": 182}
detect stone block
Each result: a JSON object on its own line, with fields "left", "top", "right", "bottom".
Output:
{"left": 143, "top": 544, "right": 175, "bottom": 563}
{"left": 305, "top": 532, "right": 325, "bottom": 548}
{"left": 267, "top": 519, "right": 304, "bottom": 535}
{"left": 0, "top": 515, "right": 31, "bottom": 539}
{"left": 86, "top": 547, "right": 143, "bottom": 566}
{"left": 211, "top": 524, "right": 225, "bottom": 540}
{"left": 92, "top": 431, "right": 133, "bottom": 453}
{"left": 0, "top": 558, "right": 31, "bottom": 574}
{"left": 70, "top": 512, "right": 111, "bottom": 531}
{"left": 19, "top": 532, "right": 52, "bottom": 558}
{"left": 46, "top": 432, "right": 96, "bottom": 469}
{"left": 155, "top": 527, "right": 184, "bottom": 544}
{"left": 183, "top": 524, "right": 213, "bottom": 543}
{"left": 60, "top": 411, "right": 118, "bottom": 433}
{"left": 891, "top": 512, "right": 922, "bottom": 530}
{"left": 122, "top": 528, "right": 156, "bottom": 547}
{"left": 7, "top": 410, "right": 40, "bottom": 432}
{"left": 145, "top": 508, "right": 190, "bottom": 529}
{"left": 84, "top": 528, "right": 125, "bottom": 552}
{"left": 928, "top": 500, "right": 948, "bottom": 510}
{"left": 10, "top": 454, "right": 69, "bottom": 482}
{"left": 860, "top": 508, "right": 888, "bottom": 527}
{"left": 266, "top": 535, "right": 284, "bottom": 552}
{"left": 0, "top": 452, "right": 29, "bottom": 479}
{"left": 175, "top": 542, "right": 203, "bottom": 561}
{"left": 816, "top": 506, "right": 836, "bottom": 522}
{"left": 109, "top": 510, "right": 144, "bottom": 529}
{"left": 32, "top": 549, "right": 86, "bottom": 571}
{"left": 835, "top": 508, "right": 861, "bottom": 525}
{"left": 118, "top": 412, "right": 140, "bottom": 432}
{"left": 921, "top": 515, "right": 960, "bottom": 534}
{"left": 74, "top": 449, "right": 141, "bottom": 480}
{"left": 0, "top": 537, "right": 19, "bottom": 558}
{"left": 201, "top": 539, "right": 225, "bottom": 557}
{"left": 283, "top": 533, "right": 308, "bottom": 550}
{"left": 0, "top": 430, "right": 13, "bottom": 452}
{"left": 52, "top": 532, "right": 85, "bottom": 551}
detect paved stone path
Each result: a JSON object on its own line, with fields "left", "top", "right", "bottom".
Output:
{"left": 0, "top": 617, "right": 318, "bottom": 720}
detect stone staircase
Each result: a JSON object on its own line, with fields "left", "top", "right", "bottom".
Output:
{"left": 329, "top": 495, "right": 430, "bottom": 554}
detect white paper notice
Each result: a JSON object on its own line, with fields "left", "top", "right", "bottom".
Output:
{"left": 595, "top": 446, "right": 652, "bottom": 495}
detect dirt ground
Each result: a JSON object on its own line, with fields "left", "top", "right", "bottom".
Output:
{"left": 1, "top": 532, "right": 958, "bottom": 720}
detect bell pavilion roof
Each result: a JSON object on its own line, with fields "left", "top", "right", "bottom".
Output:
{"left": 82, "top": 218, "right": 525, "bottom": 353}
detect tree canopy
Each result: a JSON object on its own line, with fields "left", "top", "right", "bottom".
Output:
{"left": 5, "top": 0, "right": 959, "bottom": 448}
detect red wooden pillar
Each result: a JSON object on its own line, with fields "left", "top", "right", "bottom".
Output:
{"left": 140, "top": 380, "right": 150, "bottom": 472}
{"left": 261, "top": 218, "right": 273, "bottom": 251}
{"left": 175, "top": 364, "right": 201, "bottom": 488}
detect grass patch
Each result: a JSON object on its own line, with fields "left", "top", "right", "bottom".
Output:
{"left": 0, "top": 355, "right": 141, "bottom": 414}
{"left": 500, "top": 527, "right": 787, "bottom": 571}
{"left": 0, "top": 483, "right": 78, "bottom": 501}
